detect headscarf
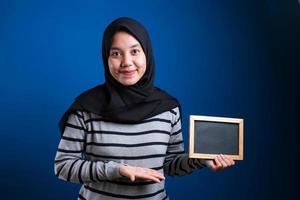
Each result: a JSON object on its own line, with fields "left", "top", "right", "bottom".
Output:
{"left": 59, "top": 17, "right": 180, "bottom": 133}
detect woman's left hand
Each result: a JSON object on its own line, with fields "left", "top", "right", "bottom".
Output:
{"left": 201, "top": 154, "right": 235, "bottom": 172}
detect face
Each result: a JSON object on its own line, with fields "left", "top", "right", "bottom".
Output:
{"left": 108, "top": 31, "right": 147, "bottom": 86}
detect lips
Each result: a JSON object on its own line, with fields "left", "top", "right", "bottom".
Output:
{"left": 120, "top": 70, "right": 136, "bottom": 78}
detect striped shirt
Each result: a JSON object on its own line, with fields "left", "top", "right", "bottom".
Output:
{"left": 54, "top": 107, "right": 204, "bottom": 200}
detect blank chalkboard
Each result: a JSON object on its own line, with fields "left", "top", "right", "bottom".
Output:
{"left": 189, "top": 115, "right": 243, "bottom": 160}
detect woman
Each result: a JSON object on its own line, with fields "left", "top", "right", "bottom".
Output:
{"left": 54, "top": 17, "right": 235, "bottom": 200}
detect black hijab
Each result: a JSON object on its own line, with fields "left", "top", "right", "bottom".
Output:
{"left": 59, "top": 17, "right": 180, "bottom": 133}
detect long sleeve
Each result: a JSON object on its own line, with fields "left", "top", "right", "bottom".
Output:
{"left": 54, "top": 111, "right": 123, "bottom": 184}
{"left": 163, "top": 108, "right": 205, "bottom": 176}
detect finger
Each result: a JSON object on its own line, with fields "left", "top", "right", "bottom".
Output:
{"left": 148, "top": 176, "right": 162, "bottom": 183}
{"left": 134, "top": 168, "right": 164, "bottom": 182}
{"left": 232, "top": 159, "right": 235, "bottom": 165}
{"left": 224, "top": 155, "right": 235, "bottom": 166}
{"left": 130, "top": 174, "right": 135, "bottom": 182}
{"left": 150, "top": 173, "right": 165, "bottom": 181}
{"left": 146, "top": 170, "right": 165, "bottom": 181}
{"left": 138, "top": 174, "right": 162, "bottom": 183}
{"left": 227, "top": 156, "right": 235, "bottom": 165}
{"left": 149, "top": 170, "right": 165, "bottom": 180}
{"left": 220, "top": 154, "right": 232, "bottom": 166}
{"left": 214, "top": 156, "right": 223, "bottom": 169}
{"left": 216, "top": 155, "right": 227, "bottom": 168}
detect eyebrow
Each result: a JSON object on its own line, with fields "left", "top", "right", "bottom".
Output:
{"left": 110, "top": 43, "right": 141, "bottom": 51}
{"left": 129, "top": 44, "right": 141, "bottom": 48}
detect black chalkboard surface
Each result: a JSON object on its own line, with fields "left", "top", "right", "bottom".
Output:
{"left": 189, "top": 115, "right": 243, "bottom": 160}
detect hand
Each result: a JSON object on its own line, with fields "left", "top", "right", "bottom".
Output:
{"left": 202, "top": 154, "right": 235, "bottom": 172}
{"left": 119, "top": 165, "right": 165, "bottom": 183}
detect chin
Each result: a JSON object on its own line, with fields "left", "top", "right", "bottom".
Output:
{"left": 120, "top": 79, "right": 138, "bottom": 86}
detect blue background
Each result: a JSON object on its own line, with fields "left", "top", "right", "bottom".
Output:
{"left": 0, "top": 0, "right": 299, "bottom": 199}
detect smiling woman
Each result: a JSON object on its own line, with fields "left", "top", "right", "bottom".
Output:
{"left": 108, "top": 31, "right": 147, "bottom": 86}
{"left": 54, "top": 17, "right": 235, "bottom": 200}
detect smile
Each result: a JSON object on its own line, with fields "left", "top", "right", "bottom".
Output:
{"left": 120, "top": 70, "right": 136, "bottom": 77}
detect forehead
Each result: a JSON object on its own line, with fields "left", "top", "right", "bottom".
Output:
{"left": 110, "top": 31, "right": 141, "bottom": 49}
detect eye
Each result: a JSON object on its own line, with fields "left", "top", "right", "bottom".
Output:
{"left": 110, "top": 51, "right": 121, "bottom": 57}
{"left": 131, "top": 49, "right": 140, "bottom": 56}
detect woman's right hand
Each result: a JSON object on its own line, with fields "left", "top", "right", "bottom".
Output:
{"left": 119, "top": 165, "right": 165, "bottom": 183}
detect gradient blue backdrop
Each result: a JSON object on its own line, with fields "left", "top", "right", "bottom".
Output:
{"left": 1, "top": 0, "right": 299, "bottom": 199}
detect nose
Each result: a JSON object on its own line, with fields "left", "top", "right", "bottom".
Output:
{"left": 121, "top": 53, "right": 133, "bottom": 68}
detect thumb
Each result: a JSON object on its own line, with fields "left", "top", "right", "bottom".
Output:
{"left": 205, "top": 160, "right": 214, "bottom": 168}
{"left": 130, "top": 174, "right": 135, "bottom": 182}
{"left": 206, "top": 160, "right": 218, "bottom": 171}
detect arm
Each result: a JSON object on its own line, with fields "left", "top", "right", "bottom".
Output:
{"left": 163, "top": 108, "right": 235, "bottom": 175}
{"left": 164, "top": 108, "right": 205, "bottom": 176}
{"left": 54, "top": 111, "right": 123, "bottom": 184}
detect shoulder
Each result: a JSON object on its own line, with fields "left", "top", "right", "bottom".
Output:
{"left": 170, "top": 107, "right": 181, "bottom": 123}
{"left": 76, "top": 84, "right": 108, "bottom": 103}
{"left": 150, "top": 106, "right": 181, "bottom": 126}
{"left": 59, "top": 84, "right": 107, "bottom": 134}
{"left": 73, "top": 84, "right": 109, "bottom": 115}
{"left": 153, "top": 86, "right": 178, "bottom": 101}
{"left": 153, "top": 86, "right": 182, "bottom": 119}
{"left": 170, "top": 107, "right": 180, "bottom": 116}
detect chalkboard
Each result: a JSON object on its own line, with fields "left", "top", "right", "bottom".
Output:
{"left": 189, "top": 115, "right": 243, "bottom": 160}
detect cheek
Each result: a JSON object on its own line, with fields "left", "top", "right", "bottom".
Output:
{"left": 137, "top": 55, "right": 147, "bottom": 74}
{"left": 108, "top": 59, "right": 119, "bottom": 73}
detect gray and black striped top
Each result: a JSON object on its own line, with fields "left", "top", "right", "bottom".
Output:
{"left": 54, "top": 107, "right": 204, "bottom": 200}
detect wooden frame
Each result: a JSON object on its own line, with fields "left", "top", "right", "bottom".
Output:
{"left": 189, "top": 115, "right": 244, "bottom": 160}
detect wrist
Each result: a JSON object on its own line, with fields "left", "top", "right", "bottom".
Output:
{"left": 119, "top": 164, "right": 129, "bottom": 177}
{"left": 199, "top": 159, "right": 208, "bottom": 167}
